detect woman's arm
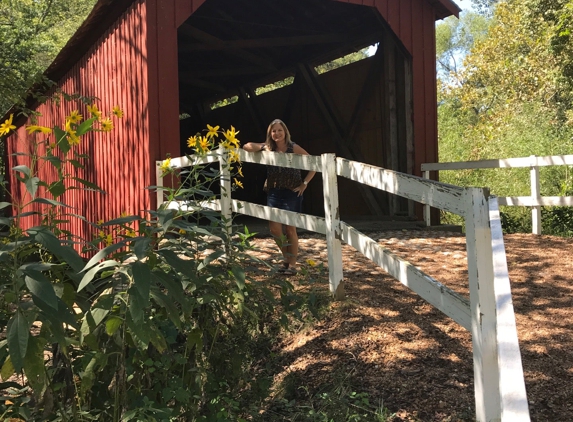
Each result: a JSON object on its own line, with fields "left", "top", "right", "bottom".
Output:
{"left": 292, "top": 144, "right": 316, "bottom": 195}
{"left": 243, "top": 142, "right": 266, "bottom": 152}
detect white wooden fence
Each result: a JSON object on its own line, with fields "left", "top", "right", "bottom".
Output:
{"left": 156, "top": 148, "right": 530, "bottom": 422}
{"left": 422, "top": 154, "right": 573, "bottom": 234}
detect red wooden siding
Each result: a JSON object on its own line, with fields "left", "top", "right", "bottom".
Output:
{"left": 7, "top": 0, "right": 151, "bottom": 243}
{"left": 343, "top": 0, "right": 439, "bottom": 177}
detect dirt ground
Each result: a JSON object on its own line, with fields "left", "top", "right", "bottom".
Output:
{"left": 249, "top": 230, "right": 573, "bottom": 422}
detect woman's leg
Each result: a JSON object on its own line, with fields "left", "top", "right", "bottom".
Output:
{"left": 269, "top": 220, "right": 289, "bottom": 263}
{"left": 284, "top": 224, "right": 299, "bottom": 267}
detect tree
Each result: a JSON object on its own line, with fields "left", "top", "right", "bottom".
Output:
{"left": 0, "top": 0, "right": 97, "bottom": 115}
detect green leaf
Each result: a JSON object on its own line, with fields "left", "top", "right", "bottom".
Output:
{"left": 31, "top": 197, "right": 69, "bottom": 207}
{"left": 25, "top": 272, "right": 58, "bottom": 310}
{"left": 23, "top": 336, "right": 46, "bottom": 398}
{"left": 231, "top": 265, "right": 246, "bottom": 290}
{"left": 7, "top": 312, "right": 30, "bottom": 372}
{"left": 12, "top": 165, "right": 31, "bottom": 178}
{"left": 157, "top": 249, "right": 194, "bottom": 275}
{"left": 150, "top": 288, "right": 182, "bottom": 330}
{"left": 101, "top": 215, "right": 140, "bottom": 226}
{"left": 198, "top": 249, "right": 225, "bottom": 270}
{"left": 82, "top": 240, "right": 129, "bottom": 273}
{"left": 105, "top": 316, "right": 123, "bottom": 336}
{"left": 25, "top": 177, "right": 40, "bottom": 199}
{"left": 78, "top": 260, "right": 119, "bottom": 292}
{"left": 47, "top": 180, "right": 66, "bottom": 198}
{"left": 148, "top": 323, "right": 167, "bottom": 353}
{"left": 0, "top": 202, "right": 10, "bottom": 210}
{"left": 157, "top": 209, "right": 176, "bottom": 231}
{"left": 54, "top": 126, "right": 70, "bottom": 154}
{"left": 70, "top": 176, "right": 102, "bottom": 192}
{"left": 0, "top": 356, "right": 14, "bottom": 381}
{"left": 31, "top": 228, "right": 85, "bottom": 272}
{"left": 127, "top": 314, "right": 150, "bottom": 350}
{"left": 132, "top": 261, "right": 151, "bottom": 305}
{"left": 133, "top": 237, "right": 151, "bottom": 260}
{"left": 76, "top": 117, "right": 97, "bottom": 137}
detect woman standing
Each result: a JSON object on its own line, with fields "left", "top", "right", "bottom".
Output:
{"left": 243, "top": 119, "right": 315, "bottom": 274}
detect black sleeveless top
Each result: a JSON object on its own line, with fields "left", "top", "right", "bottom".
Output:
{"left": 264, "top": 142, "right": 303, "bottom": 191}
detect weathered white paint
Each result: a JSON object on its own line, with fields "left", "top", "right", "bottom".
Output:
{"left": 530, "top": 155, "right": 541, "bottom": 235}
{"left": 489, "top": 197, "right": 531, "bottom": 421}
{"left": 240, "top": 149, "right": 322, "bottom": 171}
{"left": 421, "top": 154, "right": 573, "bottom": 234}
{"left": 219, "top": 147, "right": 233, "bottom": 243}
{"left": 421, "top": 153, "right": 573, "bottom": 171}
{"left": 497, "top": 196, "right": 573, "bottom": 206}
{"left": 158, "top": 150, "right": 530, "bottom": 422}
{"left": 322, "top": 153, "right": 344, "bottom": 299}
{"left": 231, "top": 200, "right": 327, "bottom": 234}
{"left": 341, "top": 221, "right": 472, "bottom": 330}
{"left": 465, "top": 188, "right": 503, "bottom": 422}
{"left": 337, "top": 158, "right": 466, "bottom": 216}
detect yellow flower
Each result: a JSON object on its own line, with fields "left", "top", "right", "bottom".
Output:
{"left": 112, "top": 105, "right": 124, "bottom": 118}
{"left": 120, "top": 211, "right": 128, "bottom": 217}
{"left": 220, "top": 140, "right": 233, "bottom": 150}
{"left": 198, "top": 136, "right": 210, "bottom": 151}
{"left": 25, "top": 125, "right": 52, "bottom": 135}
{"left": 160, "top": 157, "right": 172, "bottom": 172}
{"left": 87, "top": 104, "right": 102, "bottom": 119}
{"left": 124, "top": 228, "right": 136, "bottom": 238}
{"left": 206, "top": 124, "right": 220, "bottom": 138}
{"left": 0, "top": 114, "right": 16, "bottom": 136}
{"left": 67, "top": 110, "right": 83, "bottom": 124}
{"left": 234, "top": 178, "right": 243, "bottom": 189}
{"left": 100, "top": 118, "right": 114, "bottom": 132}
{"left": 306, "top": 259, "right": 317, "bottom": 267}
{"left": 97, "top": 219, "right": 104, "bottom": 226}
{"left": 98, "top": 230, "right": 106, "bottom": 239}
{"left": 187, "top": 135, "right": 197, "bottom": 148}
{"left": 68, "top": 131, "right": 80, "bottom": 146}
{"left": 224, "top": 126, "right": 240, "bottom": 146}
{"left": 179, "top": 229, "right": 186, "bottom": 235}
{"left": 237, "top": 166, "right": 244, "bottom": 177}
{"left": 49, "top": 142, "right": 57, "bottom": 149}
{"left": 229, "top": 149, "right": 240, "bottom": 164}
{"left": 105, "top": 233, "right": 113, "bottom": 246}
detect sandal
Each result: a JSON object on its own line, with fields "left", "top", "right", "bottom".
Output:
{"left": 277, "top": 262, "right": 298, "bottom": 275}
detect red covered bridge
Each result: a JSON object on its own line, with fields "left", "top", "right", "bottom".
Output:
{"left": 5, "top": 0, "right": 460, "bottom": 240}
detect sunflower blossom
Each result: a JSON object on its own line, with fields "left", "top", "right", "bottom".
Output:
{"left": 229, "top": 149, "right": 240, "bottom": 164}
{"left": 26, "top": 125, "right": 52, "bottom": 135}
{"left": 68, "top": 132, "right": 81, "bottom": 146}
{"left": 160, "top": 157, "right": 172, "bottom": 173}
{"left": 306, "top": 259, "right": 317, "bottom": 267}
{"left": 101, "top": 118, "right": 114, "bottom": 132}
{"left": 234, "top": 178, "right": 244, "bottom": 189}
{"left": 198, "top": 136, "right": 210, "bottom": 151}
{"left": 224, "top": 126, "right": 240, "bottom": 147}
{"left": 237, "top": 166, "right": 244, "bottom": 177}
{"left": 112, "top": 105, "right": 124, "bottom": 118}
{"left": 67, "top": 110, "right": 83, "bottom": 124}
{"left": 206, "top": 124, "right": 220, "bottom": 138}
{"left": 187, "top": 135, "right": 197, "bottom": 148}
{"left": 0, "top": 114, "right": 16, "bottom": 136}
{"left": 87, "top": 104, "right": 102, "bottom": 119}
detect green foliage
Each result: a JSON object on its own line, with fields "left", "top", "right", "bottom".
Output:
{"left": 438, "top": 0, "right": 573, "bottom": 236}
{"left": 0, "top": 0, "right": 97, "bottom": 115}
{"left": 0, "top": 108, "right": 318, "bottom": 420}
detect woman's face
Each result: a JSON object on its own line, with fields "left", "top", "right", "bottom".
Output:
{"left": 270, "top": 123, "right": 285, "bottom": 143}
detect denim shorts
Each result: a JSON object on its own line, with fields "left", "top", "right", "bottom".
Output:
{"left": 267, "top": 188, "right": 303, "bottom": 213}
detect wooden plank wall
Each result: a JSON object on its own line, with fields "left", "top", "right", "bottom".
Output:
{"left": 343, "top": 0, "right": 439, "bottom": 177}
{"left": 7, "top": 0, "right": 151, "bottom": 242}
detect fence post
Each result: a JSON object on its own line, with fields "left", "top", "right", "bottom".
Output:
{"left": 322, "top": 153, "right": 344, "bottom": 299}
{"left": 219, "top": 146, "right": 233, "bottom": 245}
{"left": 464, "top": 187, "right": 502, "bottom": 422}
{"left": 423, "top": 170, "right": 431, "bottom": 227}
{"left": 530, "top": 155, "right": 541, "bottom": 234}
{"left": 156, "top": 161, "right": 164, "bottom": 208}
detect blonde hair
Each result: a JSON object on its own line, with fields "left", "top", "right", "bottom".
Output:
{"left": 265, "top": 119, "right": 292, "bottom": 151}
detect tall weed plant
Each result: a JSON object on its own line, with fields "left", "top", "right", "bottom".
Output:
{"left": 0, "top": 101, "right": 314, "bottom": 421}
{"left": 438, "top": 99, "right": 573, "bottom": 235}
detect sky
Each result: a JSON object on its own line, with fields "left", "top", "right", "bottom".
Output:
{"left": 455, "top": 0, "right": 474, "bottom": 11}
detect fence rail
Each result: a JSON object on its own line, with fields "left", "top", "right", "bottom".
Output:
{"left": 156, "top": 148, "right": 530, "bottom": 422}
{"left": 421, "top": 154, "right": 573, "bottom": 234}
